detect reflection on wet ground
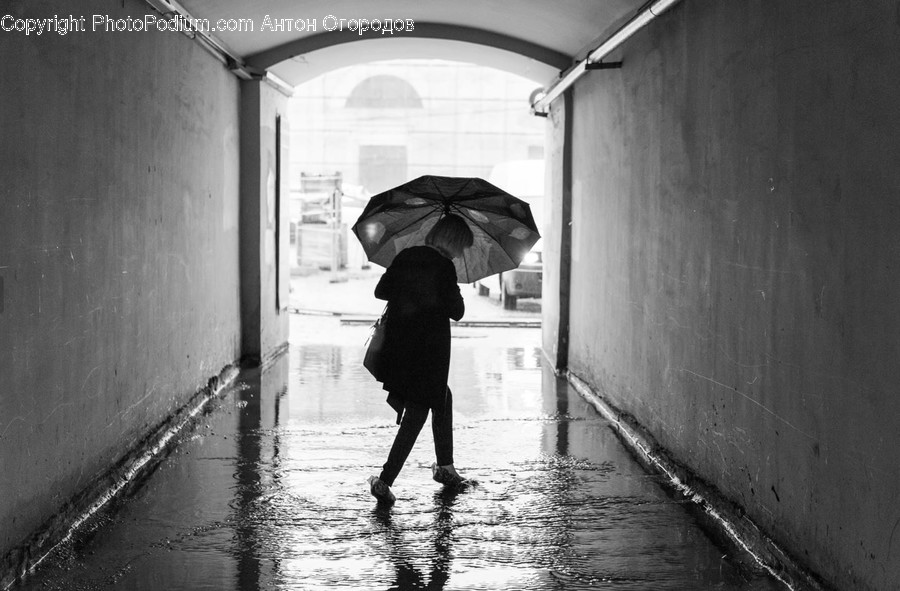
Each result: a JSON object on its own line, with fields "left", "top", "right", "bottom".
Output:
{"left": 14, "top": 316, "right": 784, "bottom": 590}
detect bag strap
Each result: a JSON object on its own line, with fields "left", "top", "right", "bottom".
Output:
{"left": 366, "top": 304, "right": 388, "bottom": 346}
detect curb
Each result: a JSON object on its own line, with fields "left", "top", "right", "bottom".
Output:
{"left": 565, "top": 370, "right": 830, "bottom": 591}
{"left": 289, "top": 308, "right": 541, "bottom": 328}
{"left": 1, "top": 364, "right": 241, "bottom": 590}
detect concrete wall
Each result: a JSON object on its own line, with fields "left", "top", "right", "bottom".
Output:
{"left": 240, "top": 81, "right": 290, "bottom": 365}
{"left": 559, "top": 1, "right": 900, "bottom": 589}
{"left": 0, "top": 0, "right": 241, "bottom": 571}
{"left": 541, "top": 92, "right": 570, "bottom": 370}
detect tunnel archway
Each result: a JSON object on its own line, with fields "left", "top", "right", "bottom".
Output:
{"left": 285, "top": 57, "right": 548, "bottom": 308}
{"left": 6, "top": 1, "right": 894, "bottom": 588}
{"left": 247, "top": 24, "right": 568, "bottom": 87}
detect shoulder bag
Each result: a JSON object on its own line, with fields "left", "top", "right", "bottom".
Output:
{"left": 363, "top": 306, "right": 388, "bottom": 381}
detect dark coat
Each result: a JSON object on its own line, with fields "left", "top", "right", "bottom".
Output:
{"left": 375, "top": 246, "right": 464, "bottom": 418}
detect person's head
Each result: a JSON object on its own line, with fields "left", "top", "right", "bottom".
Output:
{"left": 425, "top": 213, "right": 474, "bottom": 259}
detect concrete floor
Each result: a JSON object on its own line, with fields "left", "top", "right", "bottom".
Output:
{"left": 12, "top": 311, "right": 786, "bottom": 590}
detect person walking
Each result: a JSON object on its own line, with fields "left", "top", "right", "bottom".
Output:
{"left": 367, "top": 214, "right": 475, "bottom": 505}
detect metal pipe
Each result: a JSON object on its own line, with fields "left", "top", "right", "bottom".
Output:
{"left": 532, "top": 0, "right": 684, "bottom": 114}
{"left": 142, "top": 0, "right": 294, "bottom": 96}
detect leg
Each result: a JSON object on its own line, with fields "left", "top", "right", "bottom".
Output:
{"left": 379, "top": 402, "right": 430, "bottom": 487}
{"left": 431, "top": 387, "right": 454, "bottom": 467}
{"left": 431, "top": 387, "right": 472, "bottom": 486}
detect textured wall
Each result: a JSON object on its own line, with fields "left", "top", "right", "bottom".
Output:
{"left": 0, "top": 0, "right": 241, "bottom": 564}
{"left": 239, "top": 82, "right": 290, "bottom": 364}
{"left": 541, "top": 93, "right": 568, "bottom": 368}
{"left": 562, "top": 1, "right": 900, "bottom": 589}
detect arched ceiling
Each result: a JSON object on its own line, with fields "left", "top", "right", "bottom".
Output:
{"left": 177, "top": 0, "right": 645, "bottom": 87}
{"left": 264, "top": 36, "right": 560, "bottom": 87}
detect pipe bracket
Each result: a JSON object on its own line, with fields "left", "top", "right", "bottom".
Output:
{"left": 585, "top": 61, "right": 623, "bottom": 70}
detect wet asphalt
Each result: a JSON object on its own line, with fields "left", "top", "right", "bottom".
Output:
{"left": 13, "top": 313, "right": 785, "bottom": 590}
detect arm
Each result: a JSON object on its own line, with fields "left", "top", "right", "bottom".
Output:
{"left": 446, "top": 283, "right": 465, "bottom": 321}
{"left": 442, "top": 262, "right": 464, "bottom": 321}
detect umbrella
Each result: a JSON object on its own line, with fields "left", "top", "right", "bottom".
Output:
{"left": 351, "top": 175, "right": 541, "bottom": 284}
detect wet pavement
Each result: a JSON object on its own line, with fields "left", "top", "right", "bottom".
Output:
{"left": 14, "top": 314, "right": 785, "bottom": 590}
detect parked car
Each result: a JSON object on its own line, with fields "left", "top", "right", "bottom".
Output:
{"left": 474, "top": 160, "right": 544, "bottom": 310}
{"left": 476, "top": 239, "right": 543, "bottom": 309}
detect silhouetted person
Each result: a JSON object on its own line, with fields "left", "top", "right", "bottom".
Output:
{"left": 367, "top": 214, "right": 474, "bottom": 504}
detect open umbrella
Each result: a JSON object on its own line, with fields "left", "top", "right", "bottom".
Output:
{"left": 351, "top": 175, "right": 541, "bottom": 283}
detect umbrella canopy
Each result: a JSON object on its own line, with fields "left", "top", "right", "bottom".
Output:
{"left": 352, "top": 175, "right": 541, "bottom": 283}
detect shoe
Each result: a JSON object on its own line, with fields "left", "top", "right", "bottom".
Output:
{"left": 431, "top": 463, "right": 469, "bottom": 487}
{"left": 367, "top": 476, "right": 396, "bottom": 505}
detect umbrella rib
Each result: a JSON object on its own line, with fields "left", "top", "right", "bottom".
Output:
{"left": 450, "top": 199, "right": 538, "bottom": 234}
{"left": 453, "top": 207, "right": 519, "bottom": 277}
{"left": 386, "top": 206, "right": 442, "bottom": 236}
{"left": 454, "top": 207, "right": 509, "bottom": 246}
{"left": 432, "top": 177, "right": 451, "bottom": 203}
{"left": 358, "top": 205, "right": 441, "bottom": 264}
